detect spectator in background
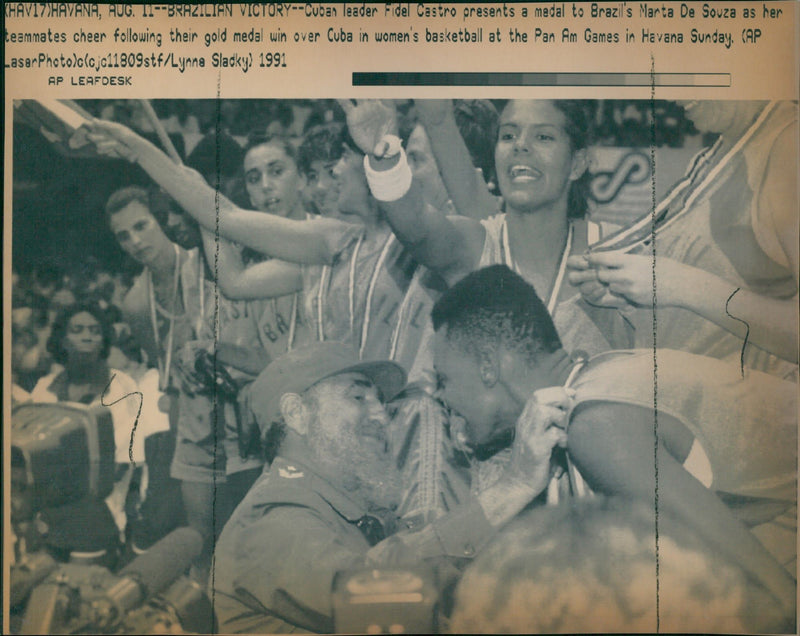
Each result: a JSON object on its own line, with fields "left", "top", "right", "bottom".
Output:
{"left": 30, "top": 261, "right": 64, "bottom": 302}
{"left": 11, "top": 286, "right": 53, "bottom": 396}
{"left": 297, "top": 123, "right": 348, "bottom": 218}
{"left": 286, "top": 99, "right": 315, "bottom": 146}
{"left": 301, "top": 99, "right": 345, "bottom": 134}
{"left": 30, "top": 302, "right": 141, "bottom": 564}
{"left": 105, "top": 185, "right": 201, "bottom": 553}
{"left": 31, "top": 261, "right": 79, "bottom": 326}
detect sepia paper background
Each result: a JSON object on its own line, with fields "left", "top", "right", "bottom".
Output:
{"left": 5, "top": 2, "right": 799, "bottom": 633}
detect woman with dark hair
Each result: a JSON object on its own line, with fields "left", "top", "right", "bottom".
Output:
{"left": 44, "top": 301, "right": 114, "bottom": 366}
{"left": 350, "top": 99, "right": 629, "bottom": 362}
{"left": 87, "top": 112, "right": 449, "bottom": 526}
{"left": 30, "top": 302, "right": 141, "bottom": 563}
{"left": 334, "top": 99, "right": 631, "bottom": 524}
{"left": 297, "top": 123, "right": 349, "bottom": 218}
{"left": 87, "top": 115, "right": 426, "bottom": 365}
{"left": 35, "top": 302, "right": 139, "bottom": 449}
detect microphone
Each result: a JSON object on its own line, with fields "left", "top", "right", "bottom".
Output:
{"left": 92, "top": 527, "right": 203, "bottom": 630}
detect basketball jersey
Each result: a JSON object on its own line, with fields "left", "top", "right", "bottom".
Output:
{"left": 479, "top": 213, "right": 631, "bottom": 357}
{"left": 593, "top": 102, "right": 798, "bottom": 377}
{"left": 302, "top": 223, "right": 419, "bottom": 362}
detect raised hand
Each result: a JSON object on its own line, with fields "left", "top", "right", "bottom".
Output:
{"left": 413, "top": 99, "right": 454, "bottom": 128}
{"left": 337, "top": 99, "right": 398, "bottom": 155}
{"left": 84, "top": 118, "right": 147, "bottom": 162}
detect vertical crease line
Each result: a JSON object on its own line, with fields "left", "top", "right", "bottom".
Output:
{"left": 649, "top": 52, "right": 661, "bottom": 634}
{"left": 209, "top": 69, "right": 223, "bottom": 633}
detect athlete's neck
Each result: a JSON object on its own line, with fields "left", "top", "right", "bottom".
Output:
{"left": 507, "top": 206, "right": 569, "bottom": 259}
{"left": 363, "top": 215, "right": 388, "bottom": 237}
{"left": 504, "top": 207, "right": 571, "bottom": 299}
{"left": 360, "top": 201, "right": 385, "bottom": 234}
{"left": 149, "top": 243, "right": 179, "bottom": 285}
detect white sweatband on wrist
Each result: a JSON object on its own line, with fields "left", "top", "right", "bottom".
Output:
{"left": 364, "top": 142, "right": 413, "bottom": 202}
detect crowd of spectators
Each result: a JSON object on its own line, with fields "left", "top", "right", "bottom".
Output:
{"left": 10, "top": 96, "right": 796, "bottom": 633}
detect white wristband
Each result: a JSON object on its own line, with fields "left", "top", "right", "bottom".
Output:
{"left": 363, "top": 142, "right": 413, "bottom": 202}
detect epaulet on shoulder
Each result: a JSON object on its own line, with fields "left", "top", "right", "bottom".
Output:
{"left": 250, "top": 466, "right": 322, "bottom": 513}
{"left": 274, "top": 463, "right": 307, "bottom": 481}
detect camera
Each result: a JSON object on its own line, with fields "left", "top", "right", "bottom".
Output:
{"left": 11, "top": 403, "right": 211, "bottom": 634}
{"left": 192, "top": 348, "right": 240, "bottom": 400}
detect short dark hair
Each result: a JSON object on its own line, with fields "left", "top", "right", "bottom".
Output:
{"left": 552, "top": 100, "right": 595, "bottom": 220}
{"left": 47, "top": 301, "right": 115, "bottom": 365}
{"left": 243, "top": 129, "right": 298, "bottom": 166}
{"left": 105, "top": 185, "right": 168, "bottom": 228}
{"left": 431, "top": 265, "right": 562, "bottom": 363}
{"left": 12, "top": 287, "right": 50, "bottom": 329}
{"left": 185, "top": 130, "right": 244, "bottom": 181}
{"left": 297, "top": 123, "right": 346, "bottom": 176}
{"left": 552, "top": 100, "right": 595, "bottom": 152}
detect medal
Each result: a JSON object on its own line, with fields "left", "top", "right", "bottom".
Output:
{"left": 148, "top": 244, "right": 181, "bottom": 391}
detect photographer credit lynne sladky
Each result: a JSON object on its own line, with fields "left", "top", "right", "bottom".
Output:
{"left": 9, "top": 96, "right": 798, "bottom": 634}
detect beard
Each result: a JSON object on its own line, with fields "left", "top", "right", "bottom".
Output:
{"left": 309, "top": 432, "right": 403, "bottom": 512}
{"left": 355, "top": 452, "right": 403, "bottom": 512}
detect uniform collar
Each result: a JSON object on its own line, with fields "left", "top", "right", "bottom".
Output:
{"left": 270, "top": 454, "right": 369, "bottom": 523}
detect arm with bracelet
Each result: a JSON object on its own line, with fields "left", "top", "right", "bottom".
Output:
{"left": 337, "top": 99, "right": 486, "bottom": 287}
{"left": 362, "top": 131, "right": 487, "bottom": 287}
